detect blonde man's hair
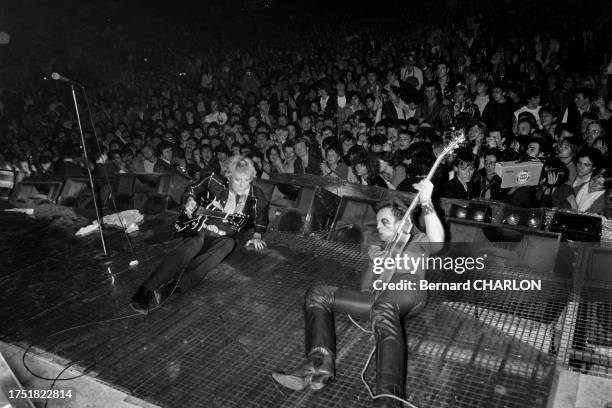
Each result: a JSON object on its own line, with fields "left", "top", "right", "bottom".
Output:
{"left": 223, "top": 155, "right": 257, "bottom": 180}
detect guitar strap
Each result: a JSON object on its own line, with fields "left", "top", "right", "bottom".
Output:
{"left": 235, "top": 194, "right": 247, "bottom": 214}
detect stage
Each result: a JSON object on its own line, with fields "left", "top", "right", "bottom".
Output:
{"left": 0, "top": 210, "right": 609, "bottom": 408}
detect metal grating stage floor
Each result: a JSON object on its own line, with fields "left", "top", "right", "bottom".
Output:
{"left": 0, "top": 211, "right": 610, "bottom": 408}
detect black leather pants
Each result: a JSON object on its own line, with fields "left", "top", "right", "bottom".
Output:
{"left": 143, "top": 231, "right": 236, "bottom": 292}
{"left": 304, "top": 275, "right": 426, "bottom": 396}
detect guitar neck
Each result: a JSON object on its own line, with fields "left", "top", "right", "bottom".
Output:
{"left": 195, "top": 208, "right": 231, "bottom": 219}
{"left": 400, "top": 151, "right": 446, "bottom": 226}
{"left": 385, "top": 147, "right": 448, "bottom": 253}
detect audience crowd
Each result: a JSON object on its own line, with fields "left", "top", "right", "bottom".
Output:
{"left": 1, "top": 0, "right": 612, "bottom": 218}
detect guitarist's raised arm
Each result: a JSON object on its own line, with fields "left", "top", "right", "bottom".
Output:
{"left": 413, "top": 179, "right": 444, "bottom": 243}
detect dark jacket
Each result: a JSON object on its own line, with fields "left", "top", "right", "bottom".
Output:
{"left": 295, "top": 153, "right": 322, "bottom": 176}
{"left": 153, "top": 159, "right": 176, "bottom": 174}
{"left": 472, "top": 169, "right": 502, "bottom": 199}
{"left": 481, "top": 100, "right": 514, "bottom": 130}
{"left": 564, "top": 104, "right": 599, "bottom": 132}
{"left": 441, "top": 177, "right": 477, "bottom": 200}
{"left": 415, "top": 101, "right": 445, "bottom": 128}
{"left": 319, "top": 95, "right": 337, "bottom": 119}
{"left": 184, "top": 173, "right": 269, "bottom": 236}
{"left": 382, "top": 101, "right": 407, "bottom": 122}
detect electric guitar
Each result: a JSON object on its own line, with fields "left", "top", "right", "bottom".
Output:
{"left": 376, "top": 131, "right": 466, "bottom": 294}
{"left": 174, "top": 206, "right": 247, "bottom": 234}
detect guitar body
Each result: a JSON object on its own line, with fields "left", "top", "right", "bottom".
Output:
{"left": 377, "top": 220, "right": 413, "bottom": 294}
{"left": 174, "top": 204, "right": 247, "bottom": 235}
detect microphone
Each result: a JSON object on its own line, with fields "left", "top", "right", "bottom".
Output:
{"left": 51, "top": 72, "right": 84, "bottom": 87}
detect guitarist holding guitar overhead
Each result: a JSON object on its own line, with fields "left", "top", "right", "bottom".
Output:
{"left": 130, "top": 156, "right": 269, "bottom": 315}
{"left": 272, "top": 134, "right": 463, "bottom": 408}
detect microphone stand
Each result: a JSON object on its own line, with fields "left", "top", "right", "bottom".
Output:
{"left": 70, "top": 83, "right": 108, "bottom": 256}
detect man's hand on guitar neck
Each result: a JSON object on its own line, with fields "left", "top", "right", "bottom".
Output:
{"left": 412, "top": 179, "right": 434, "bottom": 204}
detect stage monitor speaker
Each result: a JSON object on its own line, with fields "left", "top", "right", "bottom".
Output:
{"left": 116, "top": 173, "right": 136, "bottom": 196}
{"left": 549, "top": 212, "right": 602, "bottom": 242}
{"left": 268, "top": 185, "right": 340, "bottom": 234}
{"left": 500, "top": 205, "right": 544, "bottom": 229}
{"left": 445, "top": 218, "right": 570, "bottom": 325}
{"left": 327, "top": 195, "right": 379, "bottom": 245}
{"left": 9, "top": 181, "right": 64, "bottom": 207}
{"left": 447, "top": 218, "right": 565, "bottom": 279}
{"left": 254, "top": 179, "right": 278, "bottom": 202}
{"left": 57, "top": 178, "right": 90, "bottom": 206}
{"left": 571, "top": 247, "right": 612, "bottom": 363}
{"left": 139, "top": 173, "right": 185, "bottom": 209}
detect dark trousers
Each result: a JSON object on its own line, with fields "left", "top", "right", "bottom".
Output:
{"left": 304, "top": 275, "right": 427, "bottom": 397}
{"left": 142, "top": 232, "right": 236, "bottom": 292}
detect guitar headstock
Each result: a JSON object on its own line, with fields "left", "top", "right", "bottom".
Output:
{"left": 441, "top": 130, "right": 466, "bottom": 157}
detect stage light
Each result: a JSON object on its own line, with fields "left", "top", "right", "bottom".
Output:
{"left": 501, "top": 206, "right": 544, "bottom": 229}
{"left": 505, "top": 213, "right": 519, "bottom": 226}
{"left": 450, "top": 204, "right": 467, "bottom": 219}
{"left": 527, "top": 216, "right": 540, "bottom": 229}
{"left": 466, "top": 202, "right": 492, "bottom": 223}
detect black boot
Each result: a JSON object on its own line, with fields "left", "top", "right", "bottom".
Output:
{"left": 153, "top": 279, "right": 181, "bottom": 306}
{"left": 130, "top": 286, "right": 153, "bottom": 315}
{"left": 371, "top": 302, "right": 405, "bottom": 408}
{"left": 372, "top": 396, "right": 402, "bottom": 408}
{"left": 271, "top": 347, "right": 335, "bottom": 391}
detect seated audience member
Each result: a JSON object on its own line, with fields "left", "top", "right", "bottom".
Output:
{"left": 539, "top": 105, "right": 558, "bottom": 139}
{"left": 573, "top": 147, "right": 603, "bottom": 190}
{"left": 320, "top": 145, "right": 349, "bottom": 180}
{"left": 297, "top": 139, "right": 320, "bottom": 175}
{"left": 592, "top": 136, "right": 609, "bottom": 160}
{"left": 109, "top": 149, "right": 128, "bottom": 173}
{"left": 441, "top": 148, "right": 477, "bottom": 200}
{"left": 262, "top": 145, "right": 284, "bottom": 178}
{"left": 525, "top": 136, "right": 552, "bottom": 162}
{"left": 130, "top": 145, "right": 157, "bottom": 173}
{"left": 281, "top": 140, "right": 298, "bottom": 174}
{"left": 55, "top": 148, "right": 85, "bottom": 178}
{"left": 154, "top": 141, "right": 178, "bottom": 173}
{"left": 555, "top": 136, "right": 581, "bottom": 186}
{"left": 485, "top": 127, "right": 507, "bottom": 151}
{"left": 574, "top": 168, "right": 612, "bottom": 215}
{"left": 584, "top": 121, "right": 606, "bottom": 147}
{"left": 345, "top": 145, "right": 368, "bottom": 183}
{"left": 215, "top": 145, "right": 230, "bottom": 163}
{"left": 472, "top": 148, "right": 502, "bottom": 199}
{"left": 351, "top": 152, "right": 388, "bottom": 188}
{"left": 537, "top": 160, "right": 576, "bottom": 209}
